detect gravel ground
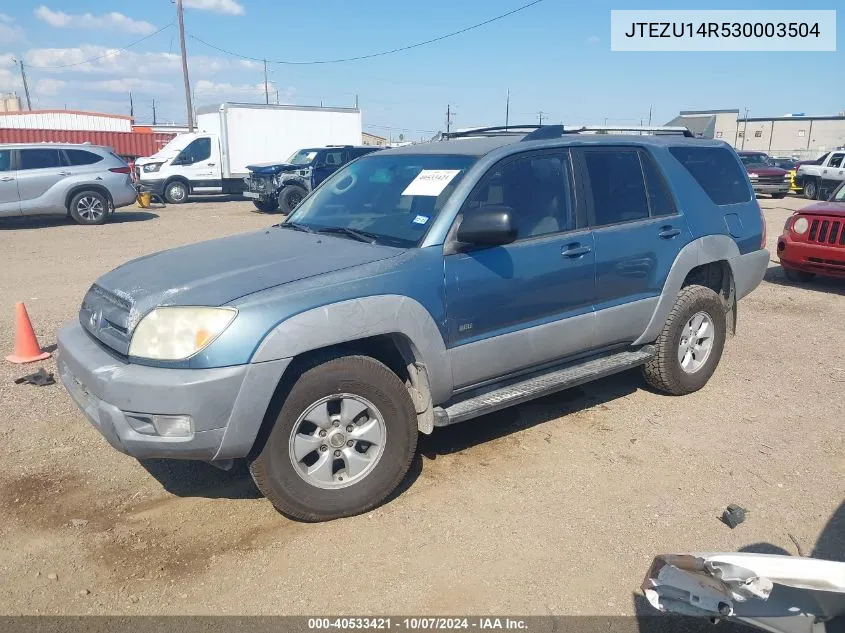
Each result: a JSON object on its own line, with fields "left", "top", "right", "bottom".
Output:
{"left": 0, "top": 195, "right": 842, "bottom": 616}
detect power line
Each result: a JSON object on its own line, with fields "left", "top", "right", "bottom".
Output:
{"left": 24, "top": 23, "right": 174, "bottom": 69}
{"left": 188, "top": 0, "right": 546, "bottom": 65}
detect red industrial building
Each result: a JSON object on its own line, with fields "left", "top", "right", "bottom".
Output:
{"left": 0, "top": 109, "right": 178, "bottom": 160}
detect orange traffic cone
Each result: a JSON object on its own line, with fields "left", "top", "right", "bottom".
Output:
{"left": 6, "top": 302, "right": 51, "bottom": 364}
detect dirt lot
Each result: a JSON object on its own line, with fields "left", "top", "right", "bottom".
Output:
{"left": 0, "top": 196, "right": 842, "bottom": 616}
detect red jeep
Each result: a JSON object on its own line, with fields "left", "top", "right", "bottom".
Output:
{"left": 777, "top": 181, "right": 845, "bottom": 281}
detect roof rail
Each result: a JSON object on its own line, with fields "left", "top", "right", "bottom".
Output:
{"left": 522, "top": 125, "right": 694, "bottom": 141}
{"left": 441, "top": 125, "right": 543, "bottom": 140}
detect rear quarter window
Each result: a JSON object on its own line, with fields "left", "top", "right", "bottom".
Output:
{"left": 65, "top": 149, "right": 104, "bottom": 166}
{"left": 669, "top": 146, "right": 751, "bottom": 206}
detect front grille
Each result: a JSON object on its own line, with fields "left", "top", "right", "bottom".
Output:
{"left": 79, "top": 283, "right": 133, "bottom": 355}
{"left": 757, "top": 175, "right": 788, "bottom": 185}
{"left": 246, "top": 176, "right": 273, "bottom": 193}
{"left": 807, "top": 218, "right": 845, "bottom": 247}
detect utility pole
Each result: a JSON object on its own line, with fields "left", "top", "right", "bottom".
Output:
{"left": 129, "top": 92, "right": 134, "bottom": 118}
{"left": 275, "top": 90, "right": 279, "bottom": 105}
{"left": 152, "top": 98, "right": 157, "bottom": 125}
{"left": 18, "top": 60, "right": 31, "bottom": 110}
{"left": 742, "top": 107, "right": 749, "bottom": 150}
{"left": 446, "top": 104, "right": 454, "bottom": 134}
{"left": 537, "top": 111, "right": 547, "bottom": 125}
{"left": 263, "top": 59, "right": 269, "bottom": 105}
{"left": 355, "top": 94, "right": 359, "bottom": 109}
{"left": 505, "top": 89, "right": 510, "bottom": 129}
{"left": 176, "top": 0, "right": 194, "bottom": 131}
{"left": 647, "top": 104, "right": 653, "bottom": 126}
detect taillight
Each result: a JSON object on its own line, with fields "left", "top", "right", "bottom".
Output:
{"left": 109, "top": 166, "right": 131, "bottom": 174}
{"left": 759, "top": 202, "right": 767, "bottom": 248}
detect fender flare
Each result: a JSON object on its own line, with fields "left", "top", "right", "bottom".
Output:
{"left": 251, "top": 294, "right": 452, "bottom": 404}
{"left": 634, "top": 235, "right": 742, "bottom": 345}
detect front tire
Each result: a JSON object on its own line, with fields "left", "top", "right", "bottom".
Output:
{"left": 250, "top": 355, "right": 418, "bottom": 522}
{"left": 784, "top": 267, "right": 815, "bottom": 282}
{"left": 771, "top": 192, "right": 786, "bottom": 199}
{"left": 253, "top": 199, "right": 279, "bottom": 213}
{"left": 803, "top": 179, "right": 818, "bottom": 200}
{"left": 278, "top": 185, "right": 308, "bottom": 215}
{"left": 164, "top": 180, "right": 189, "bottom": 204}
{"left": 642, "top": 285, "right": 726, "bottom": 396}
{"left": 69, "top": 191, "right": 109, "bottom": 225}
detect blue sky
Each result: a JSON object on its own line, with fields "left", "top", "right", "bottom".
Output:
{"left": 0, "top": 0, "right": 841, "bottom": 139}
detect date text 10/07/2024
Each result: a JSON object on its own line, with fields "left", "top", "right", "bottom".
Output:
{"left": 624, "top": 22, "right": 821, "bottom": 38}
{"left": 307, "top": 618, "right": 529, "bottom": 630}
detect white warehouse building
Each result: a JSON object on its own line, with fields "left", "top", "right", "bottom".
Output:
{"left": 666, "top": 109, "right": 845, "bottom": 160}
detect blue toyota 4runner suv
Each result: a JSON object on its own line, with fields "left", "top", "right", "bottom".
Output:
{"left": 57, "top": 125, "right": 769, "bottom": 522}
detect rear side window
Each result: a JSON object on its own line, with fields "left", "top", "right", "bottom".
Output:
{"left": 0, "top": 149, "right": 10, "bottom": 172}
{"left": 20, "top": 149, "right": 63, "bottom": 170}
{"left": 65, "top": 149, "right": 104, "bottom": 166}
{"left": 641, "top": 153, "right": 676, "bottom": 217}
{"left": 669, "top": 146, "right": 751, "bottom": 205}
{"left": 582, "top": 149, "right": 649, "bottom": 226}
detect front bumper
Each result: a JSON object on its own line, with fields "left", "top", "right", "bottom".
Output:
{"left": 777, "top": 235, "right": 845, "bottom": 279}
{"left": 751, "top": 182, "right": 790, "bottom": 195}
{"left": 136, "top": 178, "right": 167, "bottom": 197}
{"left": 57, "top": 321, "right": 290, "bottom": 461}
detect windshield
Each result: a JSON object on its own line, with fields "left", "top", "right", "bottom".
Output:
{"left": 286, "top": 150, "right": 319, "bottom": 166}
{"left": 739, "top": 153, "right": 772, "bottom": 168}
{"left": 155, "top": 134, "right": 194, "bottom": 156}
{"left": 833, "top": 182, "right": 845, "bottom": 202}
{"left": 286, "top": 153, "right": 477, "bottom": 247}
{"left": 772, "top": 158, "right": 796, "bottom": 170}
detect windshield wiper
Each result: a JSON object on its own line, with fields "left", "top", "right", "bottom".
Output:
{"left": 276, "top": 221, "right": 315, "bottom": 233}
{"left": 315, "top": 226, "right": 379, "bottom": 244}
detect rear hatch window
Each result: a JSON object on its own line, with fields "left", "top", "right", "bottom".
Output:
{"left": 669, "top": 146, "right": 751, "bottom": 206}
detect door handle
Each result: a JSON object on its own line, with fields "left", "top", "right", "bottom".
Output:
{"left": 0, "top": 176, "right": 13, "bottom": 182}
{"left": 207, "top": 162, "right": 216, "bottom": 166}
{"left": 658, "top": 227, "right": 681, "bottom": 239}
{"left": 561, "top": 244, "right": 592, "bottom": 258}
{"left": 58, "top": 171, "right": 72, "bottom": 176}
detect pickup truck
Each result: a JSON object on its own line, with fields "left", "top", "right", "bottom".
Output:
{"left": 796, "top": 149, "right": 845, "bottom": 200}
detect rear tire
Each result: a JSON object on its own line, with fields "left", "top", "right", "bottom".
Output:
{"left": 69, "top": 191, "right": 109, "bottom": 225}
{"left": 784, "top": 267, "right": 815, "bottom": 283}
{"left": 253, "top": 199, "right": 279, "bottom": 213}
{"left": 803, "top": 179, "right": 818, "bottom": 200}
{"left": 642, "top": 284, "right": 726, "bottom": 396}
{"left": 278, "top": 185, "right": 308, "bottom": 215}
{"left": 249, "top": 355, "right": 418, "bottom": 522}
{"left": 164, "top": 180, "right": 189, "bottom": 204}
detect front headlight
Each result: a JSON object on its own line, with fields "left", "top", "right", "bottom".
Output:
{"left": 142, "top": 163, "right": 163, "bottom": 173}
{"left": 792, "top": 217, "right": 809, "bottom": 235}
{"left": 748, "top": 173, "right": 759, "bottom": 179}
{"left": 128, "top": 307, "right": 237, "bottom": 360}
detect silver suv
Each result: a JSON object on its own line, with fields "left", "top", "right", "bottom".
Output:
{"left": 0, "top": 143, "right": 138, "bottom": 225}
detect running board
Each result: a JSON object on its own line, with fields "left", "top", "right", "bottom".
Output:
{"left": 434, "top": 346, "right": 655, "bottom": 427}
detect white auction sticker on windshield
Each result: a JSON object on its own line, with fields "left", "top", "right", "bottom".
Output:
{"left": 401, "top": 170, "right": 461, "bottom": 197}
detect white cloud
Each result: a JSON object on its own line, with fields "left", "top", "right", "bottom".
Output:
{"left": 34, "top": 77, "right": 65, "bottom": 96}
{"left": 586, "top": 35, "right": 600, "bottom": 45}
{"left": 194, "top": 80, "right": 295, "bottom": 104}
{"left": 34, "top": 6, "right": 157, "bottom": 34}
{"left": 0, "top": 52, "right": 15, "bottom": 67}
{"left": 0, "top": 68, "right": 21, "bottom": 92}
{"left": 24, "top": 46, "right": 249, "bottom": 77}
{"left": 86, "top": 77, "right": 171, "bottom": 94}
{"left": 183, "top": 0, "right": 245, "bottom": 15}
{"left": 0, "top": 15, "right": 25, "bottom": 44}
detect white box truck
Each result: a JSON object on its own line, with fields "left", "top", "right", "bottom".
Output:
{"left": 134, "top": 102, "right": 362, "bottom": 204}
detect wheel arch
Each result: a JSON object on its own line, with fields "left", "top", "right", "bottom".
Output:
{"left": 634, "top": 236, "right": 740, "bottom": 345}
{"left": 164, "top": 176, "right": 191, "bottom": 194}
{"left": 65, "top": 184, "right": 113, "bottom": 212}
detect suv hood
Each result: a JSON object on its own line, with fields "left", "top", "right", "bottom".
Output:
{"left": 798, "top": 200, "right": 845, "bottom": 217}
{"left": 246, "top": 163, "right": 307, "bottom": 175}
{"left": 91, "top": 228, "right": 403, "bottom": 328}
{"left": 746, "top": 166, "right": 788, "bottom": 176}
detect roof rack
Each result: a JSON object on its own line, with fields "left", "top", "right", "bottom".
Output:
{"left": 441, "top": 124, "right": 693, "bottom": 141}
{"left": 521, "top": 125, "right": 694, "bottom": 141}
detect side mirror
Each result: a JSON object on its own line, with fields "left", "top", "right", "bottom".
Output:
{"left": 457, "top": 206, "right": 517, "bottom": 246}
{"left": 172, "top": 154, "right": 191, "bottom": 166}
{"left": 312, "top": 162, "right": 327, "bottom": 170}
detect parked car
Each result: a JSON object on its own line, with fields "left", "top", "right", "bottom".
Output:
{"left": 777, "top": 180, "right": 845, "bottom": 281}
{"left": 57, "top": 126, "right": 769, "bottom": 521}
{"left": 736, "top": 151, "right": 791, "bottom": 198}
{"left": 0, "top": 143, "right": 137, "bottom": 225}
{"left": 244, "top": 145, "right": 380, "bottom": 214}
{"left": 771, "top": 156, "right": 801, "bottom": 193}
{"left": 795, "top": 148, "right": 845, "bottom": 200}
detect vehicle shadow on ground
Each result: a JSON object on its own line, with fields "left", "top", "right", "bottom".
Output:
{"left": 138, "top": 458, "right": 262, "bottom": 500}
{"left": 764, "top": 264, "right": 845, "bottom": 296}
{"left": 0, "top": 211, "right": 159, "bottom": 230}
{"left": 181, "top": 195, "right": 247, "bottom": 204}
{"left": 630, "top": 594, "right": 753, "bottom": 632}
{"left": 416, "top": 370, "right": 639, "bottom": 460}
